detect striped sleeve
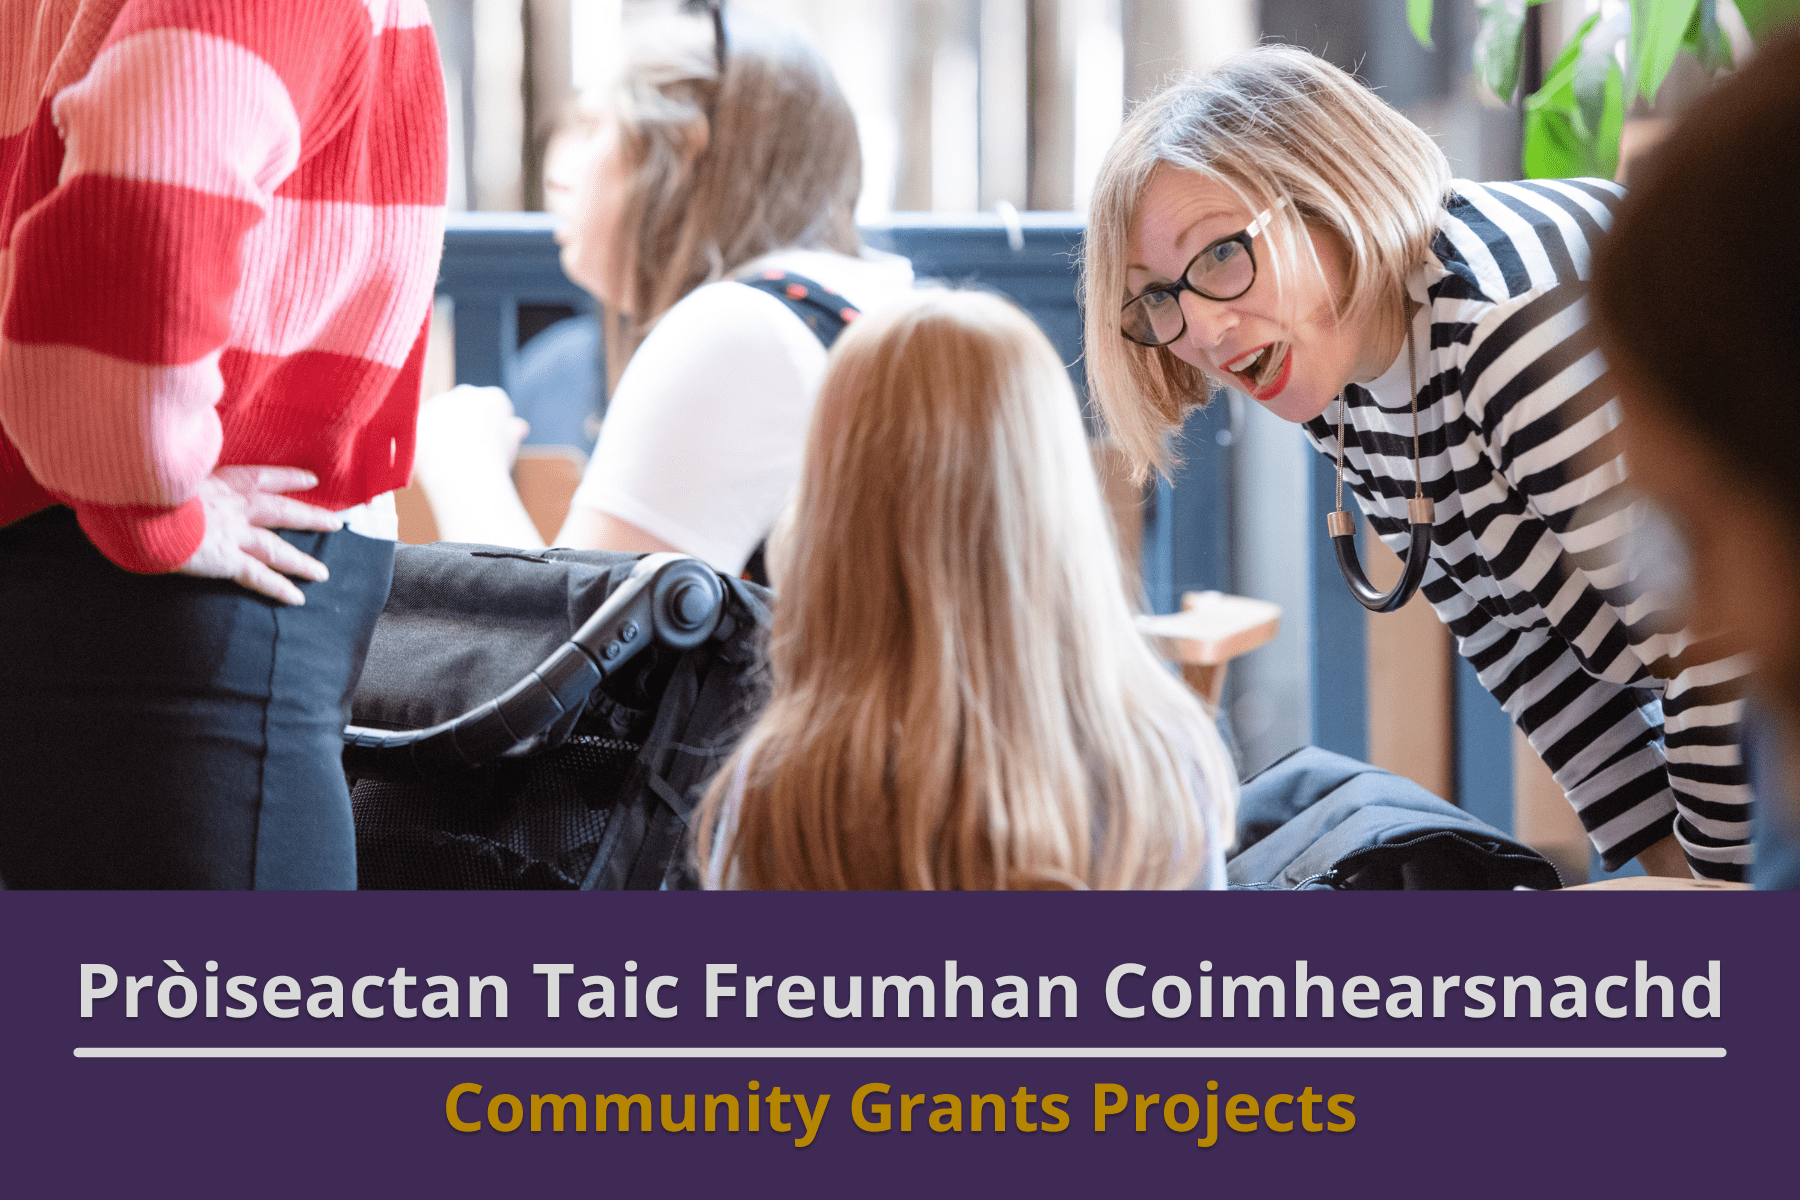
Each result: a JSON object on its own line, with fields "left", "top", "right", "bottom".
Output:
{"left": 1455, "top": 267, "right": 1753, "bottom": 878}
{"left": 0, "top": 0, "right": 373, "bottom": 572}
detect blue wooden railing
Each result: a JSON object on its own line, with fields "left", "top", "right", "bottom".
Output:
{"left": 435, "top": 213, "right": 593, "bottom": 389}
{"left": 435, "top": 211, "right": 1522, "bottom": 828}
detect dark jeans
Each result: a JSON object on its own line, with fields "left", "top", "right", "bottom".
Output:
{"left": 0, "top": 506, "right": 393, "bottom": 888}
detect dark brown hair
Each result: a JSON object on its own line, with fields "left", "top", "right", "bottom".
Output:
{"left": 1592, "top": 27, "right": 1800, "bottom": 521}
{"left": 600, "top": 10, "right": 862, "bottom": 388}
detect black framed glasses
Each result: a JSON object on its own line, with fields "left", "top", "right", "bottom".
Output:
{"left": 1119, "top": 201, "right": 1284, "bottom": 347}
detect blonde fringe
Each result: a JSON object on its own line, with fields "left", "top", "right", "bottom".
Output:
{"left": 1082, "top": 44, "right": 1452, "bottom": 481}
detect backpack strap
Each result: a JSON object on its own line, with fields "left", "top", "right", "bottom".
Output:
{"left": 736, "top": 270, "right": 864, "bottom": 586}
{"left": 739, "top": 269, "right": 861, "bottom": 349}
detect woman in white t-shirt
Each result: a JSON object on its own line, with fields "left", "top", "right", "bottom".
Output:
{"left": 416, "top": 8, "right": 912, "bottom": 573}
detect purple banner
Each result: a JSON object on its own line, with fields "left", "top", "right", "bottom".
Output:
{"left": 5, "top": 892, "right": 1792, "bottom": 1195}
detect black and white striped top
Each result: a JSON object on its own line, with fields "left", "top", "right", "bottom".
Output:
{"left": 1302, "top": 179, "right": 1751, "bottom": 879}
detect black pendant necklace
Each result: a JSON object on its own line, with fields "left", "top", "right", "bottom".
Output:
{"left": 1326, "top": 322, "right": 1435, "bottom": 613}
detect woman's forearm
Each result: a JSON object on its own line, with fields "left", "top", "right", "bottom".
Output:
{"left": 553, "top": 505, "right": 679, "bottom": 556}
{"left": 1636, "top": 833, "right": 1691, "bottom": 878}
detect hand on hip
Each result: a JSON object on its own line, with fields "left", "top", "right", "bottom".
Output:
{"left": 176, "top": 466, "right": 343, "bottom": 604}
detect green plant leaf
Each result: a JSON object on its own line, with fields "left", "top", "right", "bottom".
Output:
{"left": 1595, "top": 59, "right": 1625, "bottom": 178}
{"left": 1572, "top": 9, "right": 1629, "bottom": 137}
{"left": 1522, "top": 18, "right": 1591, "bottom": 177}
{"left": 1631, "top": 0, "right": 1701, "bottom": 106}
{"left": 1520, "top": 11, "right": 1632, "bottom": 180}
{"left": 1686, "top": 0, "right": 1734, "bottom": 71}
{"left": 1524, "top": 14, "right": 1591, "bottom": 113}
{"left": 1732, "top": 0, "right": 1800, "bottom": 41}
{"left": 1408, "top": 0, "right": 1435, "bottom": 48}
{"left": 1524, "top": 105, "right": 1590, "bottom": 177}
{"left": 1473, "top": 0, "right": 1529, "bottom": 104}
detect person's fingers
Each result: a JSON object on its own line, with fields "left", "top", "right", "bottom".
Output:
{"left": 232, "top": 553, "right": 308, "bottom": 606}
{"left": 244, "top": 526, "right": 331, "bottom": 583}
{"left": 241, "top": 491, "right": 344, "bottom": 532}
{"left": 215, "top": 465, "right": 321, "bottom": 495}
{"left": 175, "top": 538, "right": 311, "bottom": 604}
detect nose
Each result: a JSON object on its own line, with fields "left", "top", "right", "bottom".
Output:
{"left": 1176, "top": 291, "right": 1237, "bottom": 359}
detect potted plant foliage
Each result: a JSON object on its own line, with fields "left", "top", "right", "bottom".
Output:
{"left": 1406, "top": 0, "right": 1800, "bottom": 177}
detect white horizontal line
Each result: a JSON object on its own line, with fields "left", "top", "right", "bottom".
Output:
{"left": 72, "top": 1046, "right": 1726, "bottom": 1060}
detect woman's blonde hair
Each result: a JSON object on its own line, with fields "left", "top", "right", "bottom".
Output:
{"left": 1083, "top": 45, "right": 1452, "bottom": 479}
{"left": 693, "top": 290, "right": 1238, "bottom": 890}
{"left": 598, "top": 10, "right": 862, "bottom": 383}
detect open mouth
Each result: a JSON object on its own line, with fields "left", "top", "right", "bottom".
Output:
{"left": 1224, "top": 341, "right": 1291, "bottom": 397}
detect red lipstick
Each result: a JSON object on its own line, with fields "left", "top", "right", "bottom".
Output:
{"left": 1247, "top": 345, "right": 1293, "bottom": 402}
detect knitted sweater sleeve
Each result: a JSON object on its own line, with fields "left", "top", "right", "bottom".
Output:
{"left": 0, "top": 0, "right": 374, "bottom": 572}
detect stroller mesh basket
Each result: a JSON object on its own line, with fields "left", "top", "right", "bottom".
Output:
{"left": 353, "top": 734, "right": 637, "bottom": 889}
{"left": 344, "top": 546, "right": 769, "bottom": 890}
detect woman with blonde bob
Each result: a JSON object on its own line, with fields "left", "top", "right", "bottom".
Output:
{"left": 417, "top": 8, "right": 912, "bottom": 573}
{"left": 694, "top": 290, "right": 1237, "bottom": 890}
{"left": 1083, "top": 45, "right": 1752, "bottom": 881}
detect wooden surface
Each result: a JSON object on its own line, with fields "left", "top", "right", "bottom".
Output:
{"left": 1180, "top": 662, "right": 1228, "bottom": 709}
{"left": 394, "top": 480, "right": 439, "bottom": 545}
{"left": 1139, "top": 591, "right": 1281, "bottom": 666}
{"left": 513, "top": 445, "right": 588, "bottom": 545}
{"left": 1361, "top": 520, "right": 1454, "bottom": 800}
{"left": 1561, "top": 876, "right": 1751, "bottom": 892}
{"left": 1141, "top": 591, "right": 1282, "bottom": 710}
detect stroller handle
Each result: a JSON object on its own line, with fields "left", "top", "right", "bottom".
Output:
{"left": 342, "top": 552, "right": 725, "bottom": 777}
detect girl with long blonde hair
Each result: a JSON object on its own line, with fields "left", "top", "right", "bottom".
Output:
{"left": 694, "top": 290, "right": 1237, "bottom": 890}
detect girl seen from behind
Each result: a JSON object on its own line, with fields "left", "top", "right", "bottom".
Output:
{"left": 695, "top": 291, "right": 1237, "bottom": 890}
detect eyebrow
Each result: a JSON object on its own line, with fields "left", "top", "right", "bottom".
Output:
{"left": 1126, "top": 209, "right": 1244, "bottom": 278}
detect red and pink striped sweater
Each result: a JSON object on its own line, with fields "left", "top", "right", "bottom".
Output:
{"left": 0, "top": 0, "right": 446, "bottom": 572}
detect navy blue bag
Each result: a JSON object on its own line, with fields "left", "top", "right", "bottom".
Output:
{"left": 1226, "top": 747, "right": 1562, "bottom": 891}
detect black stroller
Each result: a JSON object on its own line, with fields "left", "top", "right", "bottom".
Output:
{"left": 342, "top": 543, "right": 771, "bottom": 890}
